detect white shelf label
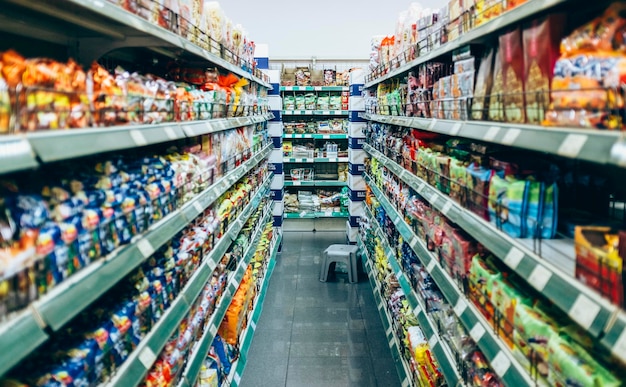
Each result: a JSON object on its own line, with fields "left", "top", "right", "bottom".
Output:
{"left": 504, "top": 247, "right": 524, "bottom": 270}
{"left": 470, "top": 323, "right": 486, "bottom": 342}
{"left": 501, "top": 129, "right": 521, "bottom": 145}
{"left": 484, "top": 126, "right": 501, "bottom": 142}
{"left": 450, "top": 122, "right": 462, "bottom": 136}
{"left": 426, "top": 259, "right": 436, "bottom": 273}
{"left": 428, "top": 335, "right": 438, "bottom": 349}
{"left": 130, "top": 130, "right": 148, "bottom": 146}
{"left": 612, "top": 327, "right": 626, "bottom": 362}
{"left": 322, "top": 110, "right": 330, "bottom": 115}
{"left": 324, "top": 210, "right": 333, "bottom": 217}
{"left": 568, "top": 294, "right": 601, "bottom": 330}
{"left": 491, "top": 351, "right": 512, "bottom": 377}
{"left": 328, "top": 158, "right": 337, "bottom": 162}
{"left": 322, "top": 134, "right": 330, "bottom": 139}
{"left": 396, "top": 270, "right": 403, "bottom": 280}
{"left": 429, "top": 191, "right": 439, "bottom": 206}
{"left": 193, "top": 201, "right": 204, "bottom": 213}
{"left": 137, "top": 239, "right": 155, "bottom": 258}
{"left": 250, "top": 320, "right": 257, "bottom": 331}
{"left": 441, "top": 201, "right": 453, "bottom": 217}
{"left": 558, "top": 134, "right": 588, "bottom": 158}
{"left": 410, "top": 237, "right": 419, "bottom": 250}
{"left": 427, "top": 119, "right": 437, "bottom": 130}
{"left": 293, "top": 181, "right": 301, "bottom": 186}
{"left": 209, "top": 324, "right": 218, "bottom": 336}
{"left": 138, "top": 347, "right": 157, "bottom": 369}
{"left": 412, "top": 305, "right": 421, "bottom": 316}
{"left": 386, "top": 325, "right": 393, "bottom": 337}
{"left": 234, "top": 373, "right": 242, "bottom": 385}
{"left": 528, "top": 265, "right": 552, "bottom": 291}
{"left": 453, "top": 298, "right": 468, "bottom": 316}
{"left": 164, "top": 126, "right": 177, "bottom": 140}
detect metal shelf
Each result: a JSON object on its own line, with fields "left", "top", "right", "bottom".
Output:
{"left": 0, "top": 145, "right": 272, "bottom": 377}
{"left": 282, "top": 110, "right": 348, "bottom": 116}
{"left": 363, "top": 0, "right": 569, "bottom": 89}
{"left": 361, "top": 113, "right": 625, "bottom": 166}
{"left": 283, "top": 157, "right": 349, "bottom": 163}
{"left": 0, "top": 136, "right": 38, "bottom": 174}
{"left": 178, "top": 210, "right": 278, "bottom": 387}
{"left": 282, "top": 133, "right": 348, "bottom": 140}
{"left": 221, "top": 232, "right": 282, "bottom": 387}
{"left": 284, "top": 211, "right": 349, "bottom": 219}
{"left": 363, "top": 143, "right": 626, "bottom": 365}
{"left": 365, "top": 179, "right": 536, "bottom": 386}
{"left": 284, "top": 180, "right": 347, "bottom": 187}
{"left": 1, "top": 0, "right": 271, "bottom": 88}
{"left": 106, "top": 183, "right": 274, "bottom": 387}
{"left": 280, "top": 86, "right": 348, "bottom": 91}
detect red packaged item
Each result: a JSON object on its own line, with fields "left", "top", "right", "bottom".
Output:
{"left": 499, "top": 28, "right": 525, "bottom": 123}
{"left": 473, "top": 48, "right": 495, "bottom": 121}
{"left": 523, "top": 14, "right": 566, "bottom": 124}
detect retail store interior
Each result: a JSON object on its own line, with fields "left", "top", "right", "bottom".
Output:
{"left": 1, "top": 0, "right": 626, "bottom": 386}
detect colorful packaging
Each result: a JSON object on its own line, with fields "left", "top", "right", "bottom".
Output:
{"left": 472, "top": 48, "right": 495, "bottom": 120}
{"left": 500, "top": 28, "right": 526, "bottom": 123}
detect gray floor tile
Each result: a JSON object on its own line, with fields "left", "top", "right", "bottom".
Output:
{"left": 239, "top": 354, "right": 288, "bottom": 387}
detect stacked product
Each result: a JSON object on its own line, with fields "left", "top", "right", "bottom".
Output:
{"left": 283, "top": 119, "right": 348, "bottom": 134}
{"left": 364, "top": 154, "right": 626, "bottom": 386}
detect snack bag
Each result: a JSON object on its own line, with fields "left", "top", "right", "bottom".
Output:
{"left": 472, "top": 48, "right": 495, "bottom": 120}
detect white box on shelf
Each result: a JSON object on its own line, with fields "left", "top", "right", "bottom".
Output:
{"left": 273, "top": 201, "right": 284, "bottom": 216}
{"left": 349, "top": 96, "right": 365, "bottom": 112}
{"left": 348, "top": 199, "right": 364, "bottom": 215}
{"left": 268, "top": 122, "right": 283, "bottom": 137}
{"left": 269, "top": 148, "right": 283, "bottom": 163}
{"left": 348, "top": 174, "right": 366, "bottom": 190}
{"left": 349, "top": 148, "right": 367, "bottom": 165}
{"left": 268, "top": 95, "right": 283, "bottom": 111}
{"left": 271, "top": 174, "right": 284, "bottom": 190}
{"left": 349, "top": 69, "right": 365, "bottom": 85}
{"left": 349, "top": 122, "right": 367, "bottom": 138}
{"left": 346, "top": 221, "right": 358, "bottom": 243}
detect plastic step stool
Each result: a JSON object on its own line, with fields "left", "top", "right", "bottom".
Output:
{"left": 319, "top": 244, "right": 359, "bottom": 283}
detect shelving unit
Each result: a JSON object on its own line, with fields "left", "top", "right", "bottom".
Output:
{"left": 0, "top": 1, "right": 276, "bottom": 385}
{"left": 364, "top": 175, "right": 536, "bottom": 386}
{"left": 282, "top": 110, "right": 348, "bottom": 116}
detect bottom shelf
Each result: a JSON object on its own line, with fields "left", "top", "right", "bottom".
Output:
{"left": 284, "top": 211, "right": 349, "bottom": 219}
{"left": 225, "top": 231, "right": 282, "bottom": 387}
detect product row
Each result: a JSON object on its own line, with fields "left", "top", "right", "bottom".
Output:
{"left": 367, "top": 2, "right": 626, "bottom": 130}
{"left": 0, "top": 161, "right": 272, "bottom": 386}
{"left": 283, "top": 119, "right": 348, "bottom": 135}
{"left": 108, "top": 0, "right": 258, "bottom": 75}
{"left": 280, "top": 67, "right": 356, "bottom": 87}
{"left": 368, "top": 0, "right": 529, "bottom": 76}
{"left": 0, "top": 125, "right": 268, "bottom": 321}
{"left": 283, "top": 188, "right": 349, "bottom": 215}
{"left": 283, "top": 139, "right": 348, "bottom": 159}
{"left": 282, "top": 92, "right": 350, "bottom": 111}
{"left": 361, "top": 205, "right": 503, "bottom": 387}
{"left": 365, "top": 161, "right": 624, "bottom": 386}
{"left": 365, "top": 120, "right": 625, "bottom": 308}
{"left": 0, "top": 49, "right": 268, "bottom": 134}
{"left": 285, "top": 163, "right": 348, "bottom": 183}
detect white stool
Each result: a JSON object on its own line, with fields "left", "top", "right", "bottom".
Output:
{"left": 320, "top": 244, "right": 359, "bottom": 283}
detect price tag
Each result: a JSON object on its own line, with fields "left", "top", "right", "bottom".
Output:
{"left": 450, "top": 122, "right": 462, "bottom": 136}
{"left": 429, "top": 191, "right": 439, "bottom": 206}
{"left": 568, "top": 294, "right": 600, "bottom": 330}
{"left": 490, "top": 351, "right": 512, "bottom": 377}
{"left": 428, "top": 335, "right": 438, "bottom": 349}
{"left": 328, "top": 158, "right": 337, "bottom": 162}
{"left": 322, "top": 110, "right": 330, "bottom": 115}
{"left": 138, "top": 347, "right": 157, "bottom": 369}
{"left": 441, "top": 201, "right": 452, "bottom": 217}
{"left": 410, "top": 237, "right": 419, "bottom": 250}
{"left": 293, "top": 181, "right": 301, "bottom": 186}
{"left": 470, "top": 323, "right": 486, "bottom": 342}
{"left": 325, "top": 210, "right": 333, "bottom": 217}
{"left": 322, "top": 134, "right": 330, "bottom": 139}
{"left": 209, "top": 324, "right": 218, "bottom": 336}
{"left": 137, "top": 239, "right": 155, "bottom": 259}
{"left": 501, "top": 129, "right": 521, "bottom": 145}
{"left": 558, "top": 134, "right": 588, "bottom": 158}
{"left": 528, "top": 265, "right": 552, "bottom": 291}
{"left": 314, "top": 86, "right": 322, "bottom": 91}
{"left": 504, "top": 247, "right": 524, "bottom": 270}
{"left": 412, "top": 305, "right": 421, "bottom": 316}
{"left": 250, "top": 320, "right": 257, "bottom": 331}
{"left": 130, "top": 130, "right": 148, "bottom": 146}
{"left": 234, "top": 373, "right": 242, "bottom": 385}
{"left": 453, "top": 298, "right": 468, "bottom": 316}
{"left": 164, "top": 126, "right": 177, "bottom": 140}
{"left": 484, "top": 126, "right": 501, "bottom": 142}
{"left": 193, "top": 201, "right": 204, "bottom": 213}
{"left": 426, "top": 259, "right": 436, "bottom": 273}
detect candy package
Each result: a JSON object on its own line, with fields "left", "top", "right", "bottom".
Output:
{"left": 471, "top": 48, "right": 494, "bottom": 120}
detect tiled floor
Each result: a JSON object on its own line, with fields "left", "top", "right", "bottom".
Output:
{"left": 239, "top": 231, "right": 401, "bottom": 387}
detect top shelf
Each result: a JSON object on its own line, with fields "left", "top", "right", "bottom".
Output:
{"left": 280, "top": 86, "right": 349, "bottom": 92}
{"left": 0, "top": 0, "right": 271, "bottom": 88}
{"left": 363, "top": 0, "right": 568, "bottom": 88}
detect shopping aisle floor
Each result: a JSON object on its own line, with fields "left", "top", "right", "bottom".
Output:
{"left": 239, "top": 231, "right": 401, "bottom": 387}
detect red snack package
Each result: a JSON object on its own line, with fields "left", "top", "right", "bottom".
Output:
{"left": 523, "top": 14, "right": 566, "bottom": 124}
{"left": 499, "top": 28, "right": 525, "bottom": 123}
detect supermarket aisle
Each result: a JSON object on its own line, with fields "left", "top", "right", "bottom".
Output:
{"left": 239, "top": 231, "right": 401, "bottom": 387}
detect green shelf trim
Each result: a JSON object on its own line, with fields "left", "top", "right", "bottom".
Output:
{"left": 363, "top": 143, "right": 626, "bottom": 365}
{"left": 284, "top": 180, "right": 347, "bottom": 187}
{"left": 34, "top": 144, "right": 272, "bottom": 332}
{"left": 225, "top": 232, "right": 282, "bottom": 387}
{"left": 181, "top": 208, "right": 276, "bottom": 387}
{"left": 282, "top": 133, "right": 348, "bottom": 140}
{"left": 105, "top": 186, "right": 274, "bottom": 387}
{"left": 0, "top": 311, "right": 49, "bottom": 377}
{"left": 281, "top": 110, "right": 348, "bottom": 116}
{"left": 279, "top": 86, "right": 349, "bottom": 91}
{"left": 365, "top": 173, "right": 538, "bottom": 386}
{"left": 283, "top": 157, "right": 349, "bottom": 163}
